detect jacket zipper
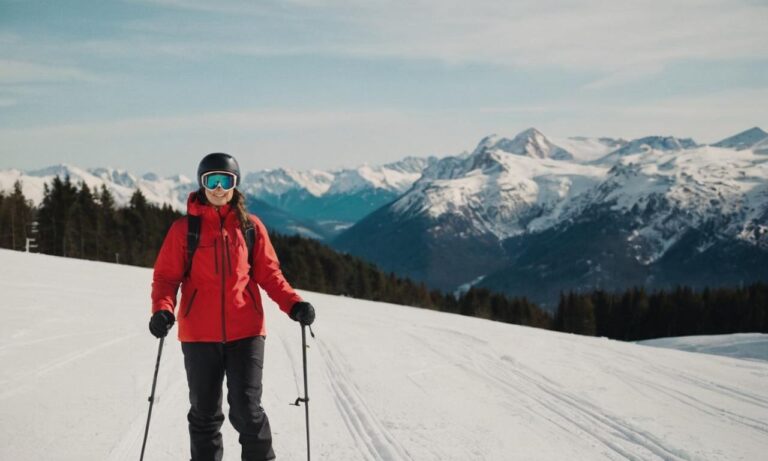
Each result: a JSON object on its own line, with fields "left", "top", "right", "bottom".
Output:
{"left": 225, "top": 236, "right": 232, "bottom": 275}
{"left": 220, "top": 216, "right": 227, "bottom": 343}
{"left": 183, "top": 289, "right": 198, "bottom": 318}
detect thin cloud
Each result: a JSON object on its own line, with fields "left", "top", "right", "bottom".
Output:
{"left": 0, "top": 109, "right": 396, "bottom": 137}
{"left": 0, "top": 60, "right": 99, "bottom": 85}
{"left": 77, "top": 1, "right": 768, "bottom": 73}
{"left": 582, "top": 64, "right": 667, "bottom": 90}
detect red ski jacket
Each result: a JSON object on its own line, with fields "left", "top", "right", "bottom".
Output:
{"left": 151, "top": 192, "right": 302, "bottom": 342}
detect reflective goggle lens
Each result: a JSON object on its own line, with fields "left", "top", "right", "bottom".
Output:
{"left": 202, "top": 172, "right": 236, "bottom": 190}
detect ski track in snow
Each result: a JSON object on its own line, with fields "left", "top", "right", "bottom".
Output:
{"left": 406, "top": 324, "right": 764, "bottom": 461}
{"left": 316, "top": 339, "right": 415, "bottom": 461}
{"left": 2, "top": 250, "right": 768, "bottom": 460}
{"left": 405, "top": 328, "right": 686, "bottom": 461}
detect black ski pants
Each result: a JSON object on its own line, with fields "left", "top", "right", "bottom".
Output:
{"left": 182, "top": 336, "right": 276, "bottom": 461}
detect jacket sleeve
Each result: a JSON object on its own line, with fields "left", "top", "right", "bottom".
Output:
{"left": 251, "top": 217, "right": 303, "bottom": 315}
{"left": 151, "top": 218, "right": 187, "bottom": 315}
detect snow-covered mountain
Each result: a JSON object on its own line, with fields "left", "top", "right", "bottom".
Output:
{"left": 391, "top": 144, "right": 607, "bottom": 240}
{"left": 3, "top": 249, "right": 767, "bottom": 460}
{"left": 0, "top": 164, "right": 196, "bottom": 211}
{"left": 473, "top": 128, "right": 574, "bottom": 160}
{"left": 556, "top": 145, "right": 768, "bottom": 263}
{"left": 243, "top": 156, "right": 439, "bottom": 228}
{"left": 335, "top": 127, "right": 768, "bottom": 302}
{"left": 243, "top": 157, "right": 436, "bottom": 199}
{"left": 243, "top": 168, "right": 335, "bottom": 197}
{"left": 713, "top": 126, "right": 768, "bottom": 151}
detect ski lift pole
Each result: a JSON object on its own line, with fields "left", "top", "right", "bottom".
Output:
{"left": 292, "top": 324, "right": 315, "bottom": 461}
{"left": 140, "top": 336, "right": 165, "bottom": 461}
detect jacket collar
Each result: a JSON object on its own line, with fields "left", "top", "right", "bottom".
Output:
{"left": 186, "top": 191, "right": 232, "bottom": 220}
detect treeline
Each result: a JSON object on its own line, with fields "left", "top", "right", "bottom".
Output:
{"left": 555, "top": 286, "right": 768, "bottom": 340}
{"left": 274, "top": 233, "right": 552, "bottom": 329}
{"left": 0, "top": 181, "right": 34, "bottom": 251}
{"left": 3, "top": 178, "right": 766, "bottom": 339}
{"left": 1, "top": 177, "right": 178, "bottom": 266}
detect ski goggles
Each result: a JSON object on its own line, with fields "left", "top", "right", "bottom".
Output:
{"left": 201, "top": 171, "right": 237, "bottom": 191}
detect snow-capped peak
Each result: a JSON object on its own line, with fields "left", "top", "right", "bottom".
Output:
{"left": 26, "top": 163, "right": 84, "bottom": 179}
{"left": 392, "top": 134, "right": 607, "bottom": 238}
{"left": 473, "top": 128, "right": 574, "bottom": 161}
{"left": 89, "top": 167, "right": 139, "bottom": 188}
{"left": 713, "top": 126, "right": 768, "bottom": 151}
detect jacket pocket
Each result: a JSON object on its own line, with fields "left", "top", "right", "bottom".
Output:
{"left": 183, "top": 289, "right": 198, "bottom": 318}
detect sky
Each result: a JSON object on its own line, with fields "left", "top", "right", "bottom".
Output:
{"left": 0, "top": 0, "right": 766, "bottom": 177}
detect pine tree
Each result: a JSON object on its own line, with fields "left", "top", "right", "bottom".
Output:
{"left": 0, "top": 181, "right": 34, "bottom": 251}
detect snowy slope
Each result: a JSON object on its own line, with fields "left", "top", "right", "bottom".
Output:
{"left": 550, "top": 136, "right": 628, "bottom": 163}
{"left": 639, "top": 333, "right": 768, "bottom": 363}
{"left": 557, "top": 145, "right": 768, "bottom": 263}
{"left": 1, "top": 249, "right": 767, "bottom": 461}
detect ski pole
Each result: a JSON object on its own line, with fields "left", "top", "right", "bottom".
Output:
{"left": 292, "top": 324, "right": 314, "bottom": 461}
{"left": 140, "top": 336, "right": 165, "bottom": 461}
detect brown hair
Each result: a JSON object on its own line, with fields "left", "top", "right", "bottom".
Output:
{"left": 197, "top": 188, "right": 251, "bottom": 234}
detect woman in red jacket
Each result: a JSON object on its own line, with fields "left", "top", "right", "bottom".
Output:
{"left": 149, "top": 153, "right": 315, "bottom": 461}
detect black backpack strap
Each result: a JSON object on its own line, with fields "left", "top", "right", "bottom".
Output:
{"left": 184, "top": 215, "right": 201, "bottom": 279}
{"left": 244, "top": 220, "right": 256, "bottom": 278}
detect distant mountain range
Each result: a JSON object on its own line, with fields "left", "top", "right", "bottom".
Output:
{"left": 333, "top": 126, "right": 768, "bottom": 306}
{"left": 243, "top": 157, "right": 438, "bottom": 237}
{"left": 3, "top": 126, "right": 767, "bottom": 306}
{"left": 0, "top": 157, "right": 438, "bottom": 240}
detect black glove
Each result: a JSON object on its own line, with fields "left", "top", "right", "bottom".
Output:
{"left": 149, "top": 310, "right": 175, "bottom": 338}
{"left": 290, "top": 301, "right": 315, "bottom": 326}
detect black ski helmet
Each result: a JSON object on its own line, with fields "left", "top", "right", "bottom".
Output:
{"left": 197, "top": 153, "right": 241, "bottom": 189}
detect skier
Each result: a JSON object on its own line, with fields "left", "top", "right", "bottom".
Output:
{"left": 149, "top": 152, "right": 316, "bottom": 461}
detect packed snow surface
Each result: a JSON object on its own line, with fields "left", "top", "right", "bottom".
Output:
{"left": 1, "top": 249, "right": 767, "bottom": 460}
